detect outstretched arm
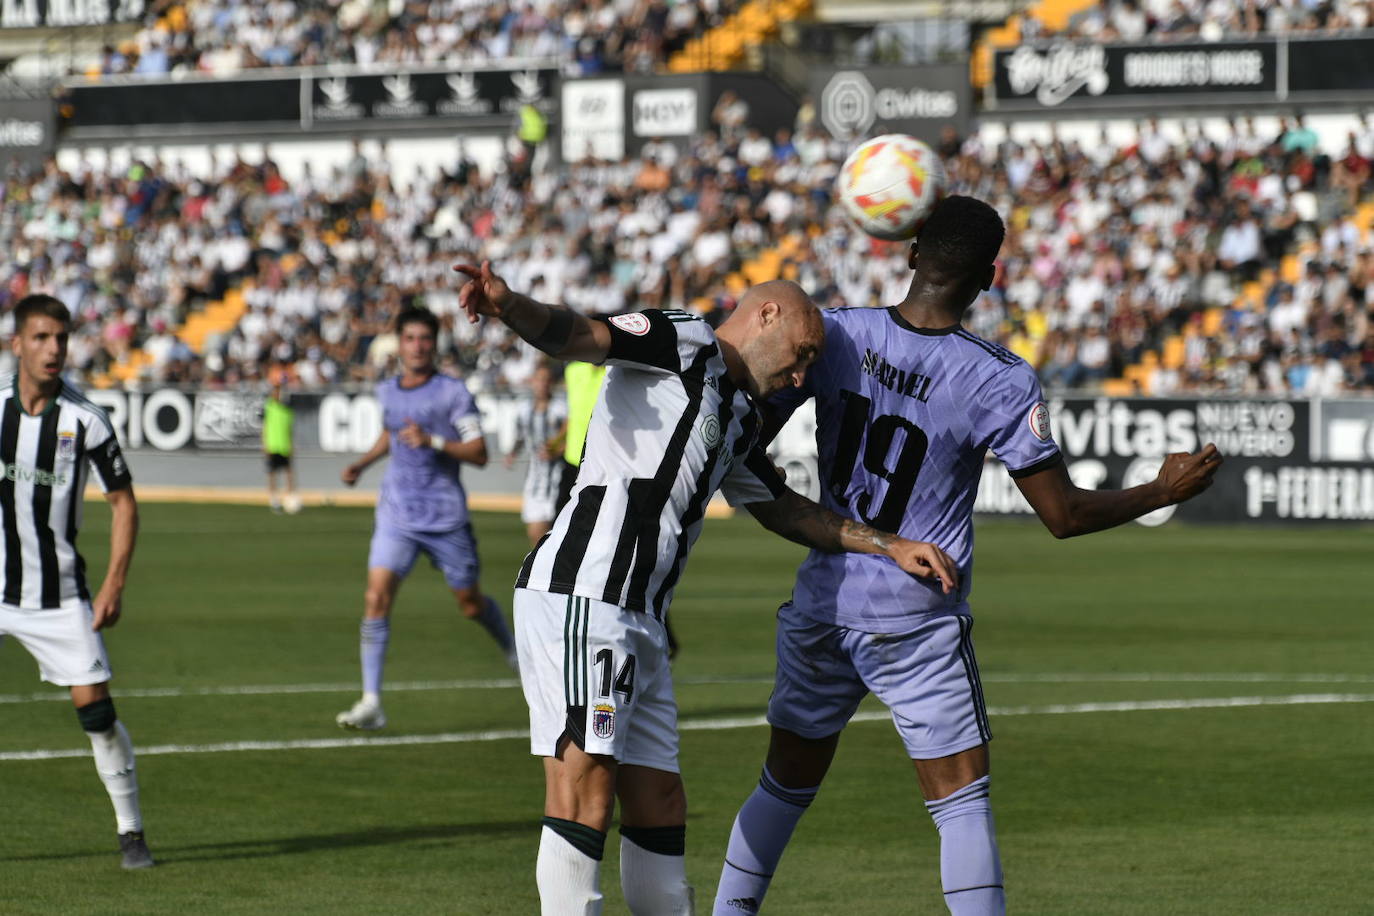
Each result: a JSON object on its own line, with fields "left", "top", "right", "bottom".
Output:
{"left": 454, "top": 261, "right": 611, "bottom": 363}
{"left": 1015, "top": 445, "right": 1223, "bottom": 538}
{"left": 746, "top": 488, "right": 958, "bottom": 593}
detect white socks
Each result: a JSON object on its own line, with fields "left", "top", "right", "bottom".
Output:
{"left": 621, "top": 827, "right": 693, "bottom": 915}
{"left": 538, "top": 819, "right": 605, "bottom": 915}
{"left": 88, "top": 721, "right": 142, "bottom": 834}
{"left": 537, "top": 819, "right": 695, "bottom": 915}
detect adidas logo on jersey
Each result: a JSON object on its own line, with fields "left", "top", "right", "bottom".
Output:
{"left": 88, "top": 659, "right": 105, "bottom": 672}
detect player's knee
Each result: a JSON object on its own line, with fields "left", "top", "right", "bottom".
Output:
{"left": 637, "top": 775, "right": 688, "bottom": 824}
{"left": 76, "top": 696, "right": 117, "bottom": 733}
{"left": 659, "top": 779, "right": 688, "bottom": 824}
{"left": 364, "top": 588, "right": 392, "bottom": 617}
{"left": 765, "top": 729, "right": 837, "bottom": 788}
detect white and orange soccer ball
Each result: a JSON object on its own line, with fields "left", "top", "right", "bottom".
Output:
{"left": 835, "top": 134, "right": 947, "bottom": 242}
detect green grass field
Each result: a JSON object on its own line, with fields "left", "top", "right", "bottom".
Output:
{"left": 2, "top": 504, "right": 1372, "bottom": 915}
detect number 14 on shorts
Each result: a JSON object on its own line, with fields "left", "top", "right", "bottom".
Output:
{"left": 592, "top": 649, "right": 636, "bottom": 738}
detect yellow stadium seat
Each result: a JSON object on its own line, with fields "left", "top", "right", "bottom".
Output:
{"left": 1202, "top": 308, "right": 1224, "bottom": 337}
{"left": 1162, "top": 336, "right": 1186, "bottom": 370}
{"left": 666, "top": 0, "right": 813, "bottom": 72}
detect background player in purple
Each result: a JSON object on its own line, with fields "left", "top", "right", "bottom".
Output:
{"left": 336, "top": 307, "right": 515, "bottom": 730}
{"left": 714, "top": 197, "right": 1224, "bottom": 915}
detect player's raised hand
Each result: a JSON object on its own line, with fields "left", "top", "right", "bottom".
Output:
{"left": 887, "top": 539, "right": 959, "bottom": 594}
{"left": 453, "top": 260, "right": 513, "bottom": 324}
{"left": 1156, "top": 444, "right": 1224, "bottom": 503}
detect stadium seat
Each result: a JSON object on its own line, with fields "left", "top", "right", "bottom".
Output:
{"left": 667, "top": 0, "right": 813, "bottom": 72}
{"left": 1162, "top": 336, "right": 1186, "bottom": 371}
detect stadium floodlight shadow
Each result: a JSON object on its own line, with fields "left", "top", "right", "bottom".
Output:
{"left": 2, "top": 821, "right": 534, "bottom": 865}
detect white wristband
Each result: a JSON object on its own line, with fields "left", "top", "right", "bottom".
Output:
{"left": 430, "top": 434, "right": 446, "bottom": 451}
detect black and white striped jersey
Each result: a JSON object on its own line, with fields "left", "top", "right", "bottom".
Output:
{"left": 0, "top": 378, "right": 132, "bottom": 608}
{"left": 515, "top": 395, "right": 568, "bottom": 505}
{"left": 517, "top": 309, "right": 786, "bottom": 618}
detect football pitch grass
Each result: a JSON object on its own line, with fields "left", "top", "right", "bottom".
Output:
{"left": 1, "top": 503, "right": 1371, "bottom": 915}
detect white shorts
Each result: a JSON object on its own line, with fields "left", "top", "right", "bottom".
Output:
{"left": 0, "top": 600, "right": 112, "bottom": 686}
{"left": 521, "top": 489, "right": 558, "bottom": 525}
{"left": 521, "top": 464, "right": 559, "bottom": 524}
{"left": 767, "top": 602, "right": 989, "bottom": 759}
{"left": 515, "top": 588, "right": 679, "bottom": 772}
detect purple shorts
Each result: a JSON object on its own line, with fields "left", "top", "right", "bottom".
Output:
{"left": 766, "top": 600, "right": 990, "bottom": 759}
{"left": 367, "top": 523, "right": 480, "bottom": 590}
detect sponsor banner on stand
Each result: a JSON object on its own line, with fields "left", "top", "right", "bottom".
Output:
{"left": 561, "top": 79, "right": 625, "bottom": 161}
{"left": 0, "top": 98, "right": 55, "bottom": 168}
{"left": 631, "top": 87, "right": 697, "bottom": 137}
{"left": 810, "top": 63, "right": 969, "bottom": 145}
{"left": 65, "top": 65, "right": 557, "bottom": 133}
{"left": 1315, "top": 398, "right": 1374, "bottom": 462}
{"left": 88, "top": 389, "right": 1372, "bottom": 524}
{"left": 308, "top": 68, "right": 556, "bottom": 125}
{"left": 565, "top": 71, "right": 798, "bottom": 160}
{"left": 993, "top": 35, "right": 1374, "bottom": 111}
{"left": 85, "top": 389, "right": 528, "bottom": 455}
{"left": 992, "top": 39, "right": 1277, "bottom": 109}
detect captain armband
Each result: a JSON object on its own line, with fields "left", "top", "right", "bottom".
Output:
{"left": 454, "top": 416, "right": 484, "bottom": 443}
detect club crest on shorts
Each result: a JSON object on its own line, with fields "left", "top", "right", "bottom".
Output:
{"left": 592, "top": 703, "right": 616, "bottom": 739}
{"left": 57, "top": 431, "right": 75, "bottom": 459}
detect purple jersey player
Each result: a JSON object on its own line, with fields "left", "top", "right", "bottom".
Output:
{"left": 334, "top": 307, "right": 515, "bottom": 731}
{"left": 714, "top": 197, "right": 1224, "bottom": 916}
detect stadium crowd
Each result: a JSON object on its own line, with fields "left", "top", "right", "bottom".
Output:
{"left": 6, "top": 106, "right": 1374, "bottom": 395}
{"left": 83, "top": 0, "right": 739, "bottom": 78}
{"left": 1027, "top": 0, "right": 1374, "bottom": 41}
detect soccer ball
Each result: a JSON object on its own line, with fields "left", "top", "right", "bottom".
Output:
{"left": 835, "top": 134, "right": 946, "bottom": 242}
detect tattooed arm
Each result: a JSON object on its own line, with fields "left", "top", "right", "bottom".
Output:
{"left": 454, "top": 261, "right": 610, "bottom": 362}
{"left": 745, "top": 488, "right": 958, "bottom": 592}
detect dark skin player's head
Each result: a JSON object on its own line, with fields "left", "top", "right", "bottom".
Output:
{"left": 900, "top": 196, "right": 1006, "bottom": 328}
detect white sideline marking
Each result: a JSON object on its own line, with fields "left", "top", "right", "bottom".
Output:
{"left": 2, "top": 671, "right": 1372, "bottom": 706}
{"left": 3, "top": 693, "right": 1372, "bottom": 762}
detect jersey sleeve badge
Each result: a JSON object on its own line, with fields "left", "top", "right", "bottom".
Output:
{"left": 609, "top": 313, "right": 651, "bottom": 336}
{"left": 1028, "top": 402, "right": 1051, "bottom": 441}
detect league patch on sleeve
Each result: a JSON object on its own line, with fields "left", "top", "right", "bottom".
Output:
{"left": 609, "top": 313, "right": 651, "bottom": 336}
{"left": 1028, "top": 402, "right": 1051, "bottom": 441}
